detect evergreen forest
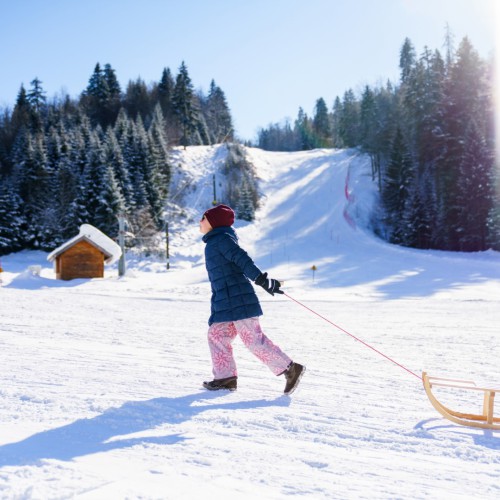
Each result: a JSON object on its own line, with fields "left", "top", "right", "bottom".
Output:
{"left": 0, "top": 62, "right": 234, "bottom": 254}
{"left": 0, "top": 33, "right": 499, "bottom": 255}
{"left": 257, "top": 35, "right": 499, "bottom": 251}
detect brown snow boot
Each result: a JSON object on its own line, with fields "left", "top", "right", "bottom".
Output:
{"left": 203, "top": 376, "right": 237, "bottom": 391}
{"left": 283, "top": 362, "right": 305, "bottom": 395}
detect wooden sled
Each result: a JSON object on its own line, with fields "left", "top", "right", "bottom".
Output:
{"left": 422, "top": 372, "right": 500, "bottom": 430}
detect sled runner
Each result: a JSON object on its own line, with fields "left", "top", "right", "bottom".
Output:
{"left": 422, "top": 372, "right": 500, "bottom": 430}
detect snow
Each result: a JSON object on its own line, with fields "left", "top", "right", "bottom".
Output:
{"left": 1, "top": 145, "right": 499, "bottom": 499}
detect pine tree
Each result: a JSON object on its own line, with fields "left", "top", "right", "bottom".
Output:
{"left": 224, "top": 144, "right": 258, "bottom": 215}
{"left": 85, "top": 63, "right": 108, "bottom": 100}
{"left": 172, "top": 61, "right": 200, "bottom": 148}
{"left": 80, "top": 131, "right": 124, "bottom": 237}
{"left": 103, "top": 127, "right": 133, "bottom": 210}
{"left": 398, "top": 41, "right": 450, "bottom": 249}
{"left": 114, "top": 109, "right": 143, "bottom": 212}
{"left": 156, "top": 67, "right": 177, "bottom": 142}
{"left": 102, "top": 63, "right": 122, "bottom": 126}
{"left": 12, "top": 130, "right": 55, "bottom": 248}
{"left": 67, "top": 171, "right": 90, "bottom": 235}
{"left": 312, "top": 97, "right": 331, "bottom": 147}
{"left": 294, "top": 108, "right": 315, "bottom": 150}
{"left": 82, "top": 63, "right": 121, "bottom": 127}
{"left": 441, "top": 37, "right": 488, "bottom": 249}
{"left": 403, "top": 167, "right": 439, "bottom": 249}
{"left": 359, "top": 86, "right": 377, "bottom": 152}
{"left": 443, "top": 23, "right": 456, "bottom": 70}
{"left": 11, "top": 85, "right": 32, "bottom": 134}
{"left": 0, "top": 180, "right": 25, "bottom": 254}
{"left": 95, "top": 163, "right": 124, "bottom": 238}
{"left": 236, "top": 175, "right": 256, "bottom": 221}
{"left": 26, "top": 78, "right": 47, "bottom": 114}
{"left": 123, "top": 78, "right": 152, "bottom": 121}
{"left": 381, "top": 127, "right": 413, "bottom": 244}
{"left": 338, "top": 89, "right": 360, "bottom": 147}
{"left": 331, "top": 97, "right": 343, "bottom": 148}
{"left": 486, "top": 178, "right": 500, "bottom": 250}
{"left": 205, "top": 80, "right": 233, "bottom": 144}
{"left": 399, "top": 38, "right": 416, "bottom": 84}
{"left": 158, "top": 67, "right": 175, "bottom": 119}
{"left": 454, "top": 121, "right": 493, "bottom": 251}
{"left": 127, "top": 116, "right": 149, "bottom": 209}
{"left": 148, "top": 104, "right": 171, "bottom": 192}
{"left": 54, "top": 139, "right": 81, "bottom": 242}
{"left": 45, "top": 126, "right": 62, "bottom": 172}
{"left": 103, "top": 63, "right": 121, "bottom": 98}
{"left": 194, "top": 93, "right": 211, "bottom": 145}
{"left": 359, "top": 86, "right": 382, "bottom": 188}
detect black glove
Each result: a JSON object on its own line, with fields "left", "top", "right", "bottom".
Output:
{"left": 255, "top": 272, "right": 284, "bottom": 296}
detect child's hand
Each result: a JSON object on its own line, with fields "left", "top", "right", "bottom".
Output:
{"left": 255, "top": 272, "right": 284, "bottom": 296}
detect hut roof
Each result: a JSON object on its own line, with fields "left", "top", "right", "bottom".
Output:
{"left": 47, "top": 224, "right": 122, "bottom": 264}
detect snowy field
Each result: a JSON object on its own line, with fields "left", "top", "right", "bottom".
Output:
{"left": 0, "top": 146, "right": 499, "bottom": 499}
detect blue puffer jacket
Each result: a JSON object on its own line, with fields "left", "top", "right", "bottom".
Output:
{"left": 203, "top": 226, "right": 263, "bottom": 325}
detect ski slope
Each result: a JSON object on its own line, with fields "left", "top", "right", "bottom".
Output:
{"left": 0, "top": 145, "right": 499, "bottom": 499}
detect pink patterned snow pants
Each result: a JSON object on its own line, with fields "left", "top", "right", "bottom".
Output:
{"left": 207, "top": 317, "right": 292, "bottom": 379}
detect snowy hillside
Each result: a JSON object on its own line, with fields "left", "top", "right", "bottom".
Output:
{"left": 0, "top": 146, "right": 499, "bottom": 499}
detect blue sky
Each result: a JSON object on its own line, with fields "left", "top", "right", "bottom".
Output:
{"left": 0, "top": 0, "right": 496, "bottom": 141}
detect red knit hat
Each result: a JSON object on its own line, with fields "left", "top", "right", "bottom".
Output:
{"left": 204, "top": 204, "right": 235, "bottom": 228}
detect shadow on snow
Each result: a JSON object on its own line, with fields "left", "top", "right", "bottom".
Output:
{"left": 0, "top": 392, "right": 290, "bottom": 467}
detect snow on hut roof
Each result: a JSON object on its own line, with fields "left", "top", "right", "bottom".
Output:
{"left": 47, "top": 224, "right": 122, "bottom": 265}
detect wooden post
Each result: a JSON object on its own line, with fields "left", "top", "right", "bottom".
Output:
{"left": 166, "top": 222, "right": 170, "bottom": 270}
{"left": 118, "top": 214, "right": 126, "bottom": 277}
{"left": 484, "top": 391, "right": 495, "bottom": 425}
{"left": 212, "top": 174, "right": 217, "bottom": 205}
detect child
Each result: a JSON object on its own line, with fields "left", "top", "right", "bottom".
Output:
{"left": 200, "top": 204, "right": 305, "bottom": 395}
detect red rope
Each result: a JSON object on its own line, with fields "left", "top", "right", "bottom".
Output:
{"left": 283, "top": 292, "right": 421, "bottom": 381}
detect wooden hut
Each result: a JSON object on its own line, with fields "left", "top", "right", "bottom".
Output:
{"left": 47, "top": 224, "right": 121, "bottom": 280}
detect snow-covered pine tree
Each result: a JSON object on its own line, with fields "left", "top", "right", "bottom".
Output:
{"left": 454, "top": 121, "right": 494, "bottom": 251}
{"left": 128, "top": 115, "right": 150, "bottom": 210}
{"left": 440, "top": 37, "right": 488, "bottom": 250}
{"left": 402, "top": 166, "right": 439, "bottom": 249}
{"left": 0, "top": 180, "right": 25, "bottom": 254}
{"left": 486, "top": 180, "right": 500, "bottom": 250}
{"left": 80, "top": 63, "right": 121, "bottom": 128}
{"left": 399, "top": 37, "right": 416, "bottom": 84}
{"left": 148, "top": 104, "right": 171, "bottom": 203}
{"left": 236, "top": 175, "right": 256, "bottom": 221}
{"left": 80, "top": 131, "right": 124, "bottom": 238}
{"left": 381, "top": 127, "right": 413, "bottom": 245}
{"left": 223, "top": 144, "right": 258, "bottom": 220}
{"left": 54, "top": 146, "right": 81, "bottom": 243}
{"left": 14, "top": 131, "right": 55, "bottom": 249}
{"left": 205, "top": 80, "right": 234, "bottom": 144}
{"left": 103, "top": 127, "right": 133, "bottom": 210}
{"left": 359, "top": 86, "right": 382, "bottom": 189}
